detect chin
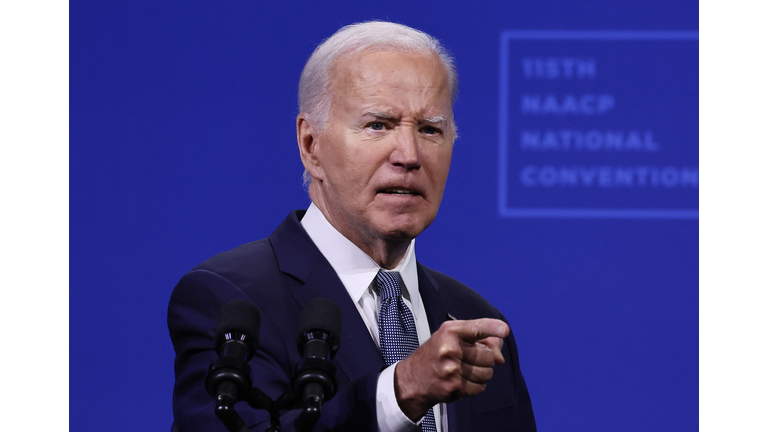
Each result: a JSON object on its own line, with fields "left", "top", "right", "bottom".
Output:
{"left": 377, "top": 215, "right": 434, "bottom": 241}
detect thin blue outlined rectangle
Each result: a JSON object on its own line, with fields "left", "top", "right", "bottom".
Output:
{"left": 497, "top": 30, "right": 699, "bottom": 219}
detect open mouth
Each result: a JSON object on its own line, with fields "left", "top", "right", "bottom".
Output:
{"left": 378, "top": 188, "right": 420, "bottom": 196}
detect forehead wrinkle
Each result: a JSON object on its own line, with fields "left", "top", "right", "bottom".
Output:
{"left": 330, "top": 51, "right": 453, "bottom": 126}
{"left": 362, "top": 110, "right": 397, "bottom": 119}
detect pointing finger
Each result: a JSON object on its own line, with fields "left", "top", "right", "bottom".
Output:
{"left": 448, "top": 318, "right": 509, "bottom": 343}
{"left": 477, "top": 337, "right": 506, "bottom": 364}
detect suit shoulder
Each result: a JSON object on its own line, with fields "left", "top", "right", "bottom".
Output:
{"left": 188, "top": 238, "right": 280, "bottom": 286}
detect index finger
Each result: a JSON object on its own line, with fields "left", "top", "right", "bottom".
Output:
{"left": 448, "top": 318, "right": 509, "bottom": 343}
{"left": 477, "top": 337, "right": 506, "bottom": 365}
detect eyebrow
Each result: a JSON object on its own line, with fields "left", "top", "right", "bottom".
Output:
{"left": 421, "top": 115, "right": 447, "bottom": 124}
{"left": 361, "top": 111, "right": 448, "bottom": 124}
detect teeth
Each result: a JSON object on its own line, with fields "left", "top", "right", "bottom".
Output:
{"left": 385, "top": 189, "right": 414, "bottom": 194}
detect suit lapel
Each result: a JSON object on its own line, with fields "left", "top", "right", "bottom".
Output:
{"left": 418, "top": 264, "right": 473, "bottom": 432}
{"left": 416, "top": 263, "right": 448, "bottom": 334}
{"left": 293, "top": 261, "right": 385, "bottom": 384}
{"left": 270, "top": 211, "right": 385, "bottom": 385}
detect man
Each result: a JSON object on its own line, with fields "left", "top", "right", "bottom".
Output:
{"left": 168, "top": 21, "right": 536, "bottom": 431}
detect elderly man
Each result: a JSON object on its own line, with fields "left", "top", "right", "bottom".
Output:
{"left": 168, "top": 21, "right": 536, "bottom": 432}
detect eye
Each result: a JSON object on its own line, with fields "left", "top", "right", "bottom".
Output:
{"left": 421, "top": 125, "right": 442, "bottom": 135}
{"left": 369, "top": 122, "right": 385, "bottom": 131}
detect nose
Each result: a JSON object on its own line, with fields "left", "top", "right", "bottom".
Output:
{"left": 389, "top": 126, "right": 421, "bottom": 170}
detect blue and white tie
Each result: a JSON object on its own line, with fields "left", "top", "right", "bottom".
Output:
{"left": 376, "top": 270, "right": 437, "bottom": 432}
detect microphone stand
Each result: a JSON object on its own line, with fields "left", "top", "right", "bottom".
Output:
{"left": 206, "top": 336, "right": 256, "bottom": 432}
{"left": 290, "top": 353, "right": 338, "bottom": 432}
{"left": 247, "top": 386, "right": 297, "bottom": 432}
{"left": 207, "top": 357, "right": 338, "bottom": 432}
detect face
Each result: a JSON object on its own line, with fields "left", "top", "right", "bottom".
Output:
{"left": 301, "top": 49, "right": 455, "bottom": 250}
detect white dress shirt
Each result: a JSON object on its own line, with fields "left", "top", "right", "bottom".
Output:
{"left": 300, "top": 203, "right": 445, "bottom": 432}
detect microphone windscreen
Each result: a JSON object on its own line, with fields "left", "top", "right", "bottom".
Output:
{"left": 215, "top": 299, "right": 261, "bottom": 346}
{"left": 299, "top": 297, "right": 341, "bottom": 338}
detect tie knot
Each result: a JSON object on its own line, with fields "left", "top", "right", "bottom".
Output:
{"left": 375, "top": 271, "right": 404, "bottom": 301}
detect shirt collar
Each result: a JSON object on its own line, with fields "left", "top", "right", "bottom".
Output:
{"left": 300, "top": 203, "right": 421, "bottom": 318}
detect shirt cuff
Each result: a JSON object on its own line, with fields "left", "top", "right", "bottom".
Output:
{"left": 376, "top": 362, "right": 420, "bottom": 432}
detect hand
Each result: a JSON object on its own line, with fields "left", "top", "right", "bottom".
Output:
{"left": 393, "top": 318, "right": 509, "bottom": 421}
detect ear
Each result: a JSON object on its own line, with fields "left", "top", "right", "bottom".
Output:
{"left": 297, "top": 114, "right": 326, "bottom": 182}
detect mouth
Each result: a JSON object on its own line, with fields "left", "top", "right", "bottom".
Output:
{"left": 377, "top": 187, "right": 422, "bottom": 197}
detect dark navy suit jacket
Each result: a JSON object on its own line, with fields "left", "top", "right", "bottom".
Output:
{"left": 168, "top": 211, "right": 536, "bottom": 431}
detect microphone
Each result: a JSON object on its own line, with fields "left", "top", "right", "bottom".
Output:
{"left": 292, "top": 298, "right": 341, "bottom": 432}
{"left": 205, "top": 300, "right": 261, "bottom": 432}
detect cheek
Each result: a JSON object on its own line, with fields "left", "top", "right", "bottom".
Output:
{"left": 320, "top": 143, "right": 358, "bottom": 184}
{"left": 326, "top": 154, "right": 374, "bottom": 196}
{"left": 345, "top": 146, "right": 391, "bottom": 180}
{"left": 425, "top": 147, "right": 453, "bottom": 182}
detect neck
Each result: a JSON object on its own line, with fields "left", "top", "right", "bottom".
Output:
{"left": 364, "top": 240, "right": 410, "bottom": 270}
{"left": 309, "top": 184, "right": 411, "bottom": 269}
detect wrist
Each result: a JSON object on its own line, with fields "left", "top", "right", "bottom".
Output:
{"left": 393, "top": 360, "right": 432, "bottom": 421}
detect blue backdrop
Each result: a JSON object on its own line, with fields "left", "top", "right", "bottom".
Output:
{"left": 70, "top": 1, "right": 698, "bottom": 430}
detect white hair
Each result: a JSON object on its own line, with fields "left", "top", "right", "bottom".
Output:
{"left": 298, "top": 21, "right": 459, "bottom": 186}
{"left": 298, "top": 21, "right": 458, "bottom": 130}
